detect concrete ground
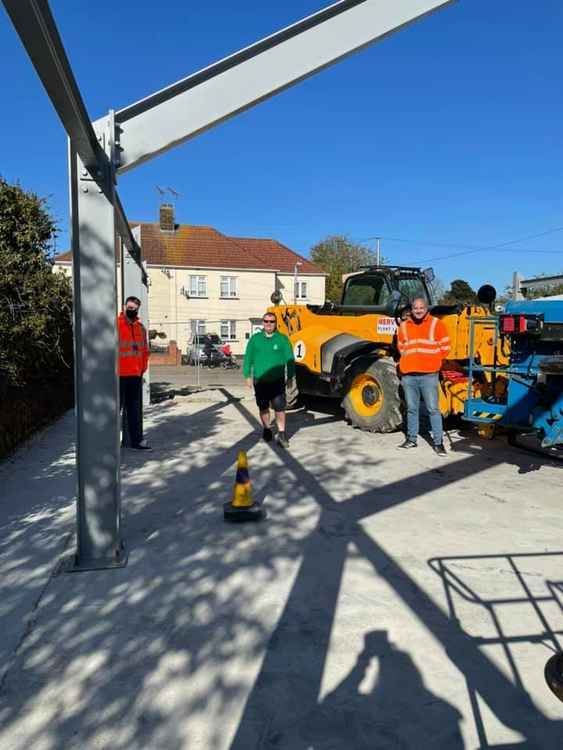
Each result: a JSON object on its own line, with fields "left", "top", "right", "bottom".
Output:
{"left": 0, "top": 383, "right": 562, "bottom": 749}
{"left": 150, "top": 362, "right": 245, "bottom": 396}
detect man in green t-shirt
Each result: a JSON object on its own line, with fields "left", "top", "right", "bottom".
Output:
{"left": 243, "top": 311, "right": 295, "bottom": 448}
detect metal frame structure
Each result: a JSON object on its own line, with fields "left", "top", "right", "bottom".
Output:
{"left": 2, "top": 0, "right": 454, "bottom": 568}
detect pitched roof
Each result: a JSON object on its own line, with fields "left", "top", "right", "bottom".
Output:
{"left": 54, "top": 223, "right": 324, "bottom": 275}
{"left": 230, "top": 237, "right": 320, "bottom": 274}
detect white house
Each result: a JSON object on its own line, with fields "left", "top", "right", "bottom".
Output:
{"left": 54, "top": 205, "right": 326, "bottom": 355}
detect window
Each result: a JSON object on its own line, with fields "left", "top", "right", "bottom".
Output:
{"left": 295, "top": 281, "right": 308, "bottom": 300}
{"left": 220, "top": 320, "right": 237, "bottom": 340}
{"left": 397, "top": 277, "right": 429, "bottom": 304}
{"left": 220, "top": 276, "right": 238, "bottom": 298}
{"left": 189, "top": 275, "right": 207, "bottom": 297}
{"left": 190, "top": 319, "right": 206, "bottom": 337}
{"left": 342, "top": 275, "right": 390, "bottom": 306}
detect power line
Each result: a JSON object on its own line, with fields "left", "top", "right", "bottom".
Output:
{"left": 354, "top": 226, "right": 563, "bottom": 262}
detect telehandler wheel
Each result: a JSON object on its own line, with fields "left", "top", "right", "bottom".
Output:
{"left": 285, "top": 378, "right": 300, "bottom": 410}
{"left": 343, "top": 358, "right": 402, "bottom": 433}
{"left": 545, "top": 652, "right": 563, "bottom": 703}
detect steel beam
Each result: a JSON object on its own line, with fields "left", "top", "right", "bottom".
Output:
{"left": 115, "top": 191, "right": 146, "bottom": 282}
{"left": 110, "top": 0, "right": 455, "bottom": 173}
{"left": 1, "top": 0, "right": 144, "bottom": 277}
{"left": 2, "top": 0, "right": 104, "bottom": 169}
{"left": 69, "top": 129, "right": 126, "bottom": 570}
{"left": 122, "top": 226, "right": 150, "bottom": 410}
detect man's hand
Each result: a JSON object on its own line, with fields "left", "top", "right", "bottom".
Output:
{"left": 245, "top": 378, "right": 253, "bottom": 389}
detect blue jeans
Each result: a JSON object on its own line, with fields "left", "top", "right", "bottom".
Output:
{"left": 402, "top": 373, "right": 443, "bottom": 445}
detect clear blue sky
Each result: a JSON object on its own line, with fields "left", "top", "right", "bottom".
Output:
{"left": 1, "top": 0, "right": 562, "bottom": 293}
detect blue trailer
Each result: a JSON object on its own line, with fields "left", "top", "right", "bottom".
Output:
{"left": 463, "top": 298, "right": 563, "bottom": 455}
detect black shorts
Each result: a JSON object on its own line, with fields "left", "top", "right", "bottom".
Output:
{"left": 254, "top": 378, "right": 286, "bottom": 411}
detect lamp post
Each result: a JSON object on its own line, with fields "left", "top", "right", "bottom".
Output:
{"left": 293, "top": 261, "right": 303, "bottom": 304}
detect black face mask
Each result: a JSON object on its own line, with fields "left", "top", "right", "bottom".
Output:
{"left": 126, "top": 309, "right": 138, "bottom": 321}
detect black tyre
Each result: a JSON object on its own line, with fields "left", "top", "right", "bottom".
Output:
{"left": 545, "top": 652, "right": 563, "bottom": 703}
{"left": 285, "top": 378, "right": 300, "bottom": 410}
{"left": 342, "top": 358, "right": 402, "bottom": 433}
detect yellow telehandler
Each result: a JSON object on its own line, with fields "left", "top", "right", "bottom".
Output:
{"left": 269, "top": 266, "right": 504, "bottom": 432}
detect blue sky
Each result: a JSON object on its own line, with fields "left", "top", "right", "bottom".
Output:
{"left": 1, "top": 0, "right": 562, "bottom": 293}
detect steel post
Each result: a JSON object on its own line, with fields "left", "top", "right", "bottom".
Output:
{"left": 122, "top": 228, "right": 150, "bottom": 425}
{"left": 69, "top": 126, "right": 125, "bottom": 570}
{"left": 141, "top": 261, "right": 151, "bottom": 410}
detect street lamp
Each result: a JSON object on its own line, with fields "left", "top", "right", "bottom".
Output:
{"left": 293, "top": 261, "right": 303, "bottom": 304}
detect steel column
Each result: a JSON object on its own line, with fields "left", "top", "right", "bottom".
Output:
{"left": 69, "top": 120, "right": 125, "bottom": 570}
{"left": 4, "top": 0, "right": 455, "bottom": 574}
{"left": 123, "top": 225, "right": 150, "bottom": 409}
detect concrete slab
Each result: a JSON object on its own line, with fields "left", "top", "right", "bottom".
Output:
{"left": 0, "top": 390, "right": 561, "bottom": 749}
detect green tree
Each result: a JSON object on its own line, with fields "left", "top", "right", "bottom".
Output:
{"left": 311, "top": 235, "right": 382, "bottom": 302}
{"left": 524, "top": 282, "right": 563, "bottom": 300}
{"left": 0, "top": 177, "right": 73, "bottom": 387}
{"left": 440, "top": 278, "right": 478, "bottom": 305}
{"left": 428, "top": 277, "right": 445, "bottom": 305}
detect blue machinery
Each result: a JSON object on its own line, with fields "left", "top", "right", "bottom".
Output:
{"left": 464, "top": 299, "right": 563, "bottom": 451}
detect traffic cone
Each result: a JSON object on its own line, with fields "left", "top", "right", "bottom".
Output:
{"left": 223, "top": 450, "right": 264, "bottom": 522}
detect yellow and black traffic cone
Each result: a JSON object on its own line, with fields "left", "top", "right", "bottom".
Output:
{"left": 223, "top": 450, "right": 264, "bottom": 522}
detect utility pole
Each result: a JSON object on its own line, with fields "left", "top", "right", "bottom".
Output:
{"left": 512, "top": 271, "right": 524, "bottom": 300}
{"left": 376, "top": 237, "right": 381, "bottom": 266}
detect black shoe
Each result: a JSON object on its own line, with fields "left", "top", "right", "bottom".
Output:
{"left": 262, "top": 427, "right": 273, "bottom": 443}
{"left": 433, "top": 443, "right": 447, "bottom": 457}
{"left": 399, "top": 439, "right": 417, "bottom": 449}
{"left": 276, "top": 432, "right": 289, "bottom": 449}
{"left": 131, "top": 442, "right": 152, "bottom": 451}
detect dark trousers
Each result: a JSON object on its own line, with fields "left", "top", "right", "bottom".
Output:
{"left": 120, "top": 376, "right": 143, "bottom": 446}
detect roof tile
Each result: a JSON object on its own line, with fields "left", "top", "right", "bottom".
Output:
{"left": 55, "top": 223, "right": 324, "bottom": 275}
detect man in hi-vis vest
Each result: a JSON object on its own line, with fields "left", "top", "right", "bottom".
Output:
{"left": 397, "top": 297, "right": 450, "bottom": 456}
{"left": 118, "top": 295, "right": 150, "bottom": 450}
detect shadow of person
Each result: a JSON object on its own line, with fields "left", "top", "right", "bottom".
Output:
{"left": 266, "top": 630, "right": 463, "bottom": 749}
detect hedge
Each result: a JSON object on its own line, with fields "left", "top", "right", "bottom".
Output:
{"left": 0, "top": 377, "right": 74, "bottom": 459}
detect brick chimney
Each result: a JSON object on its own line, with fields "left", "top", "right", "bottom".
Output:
{"left": 159, "top": 203, "right": 175, "bottom": 232}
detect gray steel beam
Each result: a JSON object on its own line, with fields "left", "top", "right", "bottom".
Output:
{"left": 1, "top": 0, "right": 145, "bottom": 277}
{"left": 2, "top": 0, "right": 127, "bottom": 568}
{"left": 122, "top": 227, "right": 150, "bottom": 411}
{"left": 69, "top": 127, "right": 125, "bottom": 570}
{"left": 135, "top": 231, "right": 151, "bottom": 411}
{"left": 110, "top": 0, "right": 455, "bottom": 173}
{"left": 2, "top": 0, "right": 104, "bottom": 170}
{"left": 115, "top": 191, "right": 146, "bottom": 282}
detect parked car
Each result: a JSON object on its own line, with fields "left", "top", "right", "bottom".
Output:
{"left": 184, "top": 334, "right": 223, "bottom": 365}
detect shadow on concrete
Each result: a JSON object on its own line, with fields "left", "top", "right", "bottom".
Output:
{"left": 429, "top": 551, "right": 563, "bottom": 748}
{"left": 265, "top": 629, "right": 464, "bottom": 749}
{"left": 0, "top": 393, "right": 315, "bottom": 749}
{"left": 0, "top": 386, "right": 561, "bottom": 749}
{"left": 225, "top": 390, "right": 563, "bottom": 749}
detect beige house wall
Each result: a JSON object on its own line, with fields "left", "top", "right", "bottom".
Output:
{"left": 54, "top": 262, "right": 124, "bottom": 308}
{"left": 54, "top": 262, "right": 326, "bottom": 356}
{"left": 277, "top": 273, "right": 325, "bottom": 306}
{"left": 147, "top": 266, "right": 281, "bottom": 355}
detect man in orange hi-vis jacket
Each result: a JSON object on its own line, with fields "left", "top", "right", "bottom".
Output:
{"left": 397, "top": 297, "right": 451, "bottom": 456}
{"left": 118, "top": 296, "right": 150, "bottom": 450}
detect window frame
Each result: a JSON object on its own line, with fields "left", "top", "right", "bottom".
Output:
{"left": 189, "top": 275, "right": 208, "bottom": 298}
{"left": 190, "top": 319, "right": 206, "bottom": 337}
{"left": 220, "top": 319, "right": 237, "bottom": 340}
{"left": 295, "top": 280, "right": 308, "bottom": 300}
{"left": 220, "top": 275, "right": 238, "bottom": 299}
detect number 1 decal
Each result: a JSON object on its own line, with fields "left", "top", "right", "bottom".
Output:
{"left": 294, "top": 340, "right": 306, "bottom": 361}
